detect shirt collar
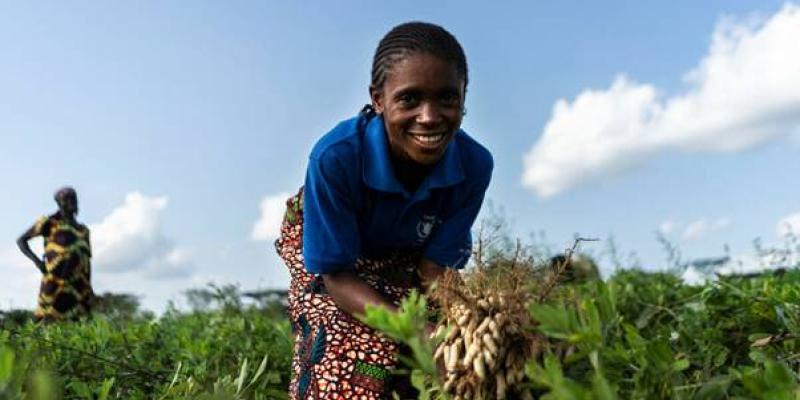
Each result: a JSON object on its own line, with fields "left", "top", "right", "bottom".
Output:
{"left": 362, "top": 115, "right": 465, "bottom": 198}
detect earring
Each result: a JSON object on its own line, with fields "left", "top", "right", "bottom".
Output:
{"left": 461, "top": 107, "right": 468, "bottom": 117}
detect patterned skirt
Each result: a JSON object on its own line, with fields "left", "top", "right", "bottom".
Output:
{"left": 275, "top": 188, "right": 422, "bottom": 400}
{"left": 36, "top": 268, "right": 93, "bottom": 323}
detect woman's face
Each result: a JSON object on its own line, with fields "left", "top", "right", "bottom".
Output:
{"left": 58, "top": 195, "right": 79, "bottom": 216}
{"left": 370, "top": 52, "right": 465, "bottom": 166}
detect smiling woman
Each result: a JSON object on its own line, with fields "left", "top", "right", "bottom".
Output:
{"left": 373, "top": 52, "right": 466, "bottom": 193}
{"left": 274, "top": 22, "right": 493, "bottom": 399}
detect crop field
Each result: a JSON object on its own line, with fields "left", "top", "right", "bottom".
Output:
{"left": 0, "top": 294, "right": 293, "bottom": 399}
{"left": 3, "top": 242, "right": 800, "bottom": 399}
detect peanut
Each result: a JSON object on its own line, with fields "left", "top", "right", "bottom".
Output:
{"left": 482, "top": 333, "right": 498, "bottom": 355}
{"left": 473, "top": 353, "right": 486, "bottom": 381}
{"left": 496, "top": 373, "right": 507, "bottom": 399}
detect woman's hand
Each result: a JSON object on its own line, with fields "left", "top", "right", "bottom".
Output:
{"left": 417, "top": 258, "right": 446, "bottom": 291}
{"left": 35, "top": 259, "right": 46, "bottom": 274}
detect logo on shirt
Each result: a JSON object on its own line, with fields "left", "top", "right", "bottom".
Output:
{"left": 416, "top": 215, "right": 439, "bottom": 243}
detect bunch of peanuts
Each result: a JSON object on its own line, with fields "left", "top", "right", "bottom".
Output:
{"left": 432, "top": 294, "right": 534, "bottom": 400}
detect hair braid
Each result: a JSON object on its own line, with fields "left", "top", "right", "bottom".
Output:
{"left": 370, "top": 22, "right": 468, "bottom": 91}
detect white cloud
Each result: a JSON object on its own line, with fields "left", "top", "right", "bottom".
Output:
{"left": 681, "top": 265, "right": 709, "bottom": 286}
{"left": 523, "top": 77, "right": 662, "bottom": 197}
{"left": 679, "top": 212, "right": 800, "bottom": 280}
{"left": 91, "top": 192, "right": 193, "bottom": 278}
{"left": 776, "top": 212, "right": 800, "bottom": 237}
{"left": 144, "top": 249, "right": 193, "bottom": 279}
{"left": 0, "top": 246, "right": 41, "bottom": 310}
{"left": 682, "top": 217, "right": 731, "bottom": 240}
{"left": 659, "top": 220, "right": 677, "bottom": 234}
{"left": 251, "top": 192, "right": 290, "bottom": 241}
{"left": 523, "top": 4, "right": 800, "bottom": 197}
{"left": 715, "top": 252, "right": 788, "bottom": 275}
{"left": 657, "top": 218, "right": 731, "bottom": 240}
{"left": 710, "top": 212, "right": 800, "bottom": 276}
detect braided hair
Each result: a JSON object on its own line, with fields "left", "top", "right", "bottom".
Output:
{"left": 54, "top": 186, "right": 77, "bottom": 204}
{"left": 365, "top": 22, "right": 468, "bottom": 116}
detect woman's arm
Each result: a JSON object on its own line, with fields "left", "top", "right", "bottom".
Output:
{"left": 17, "top": 227, "right": 46, "bottom": 274}
{"left": 417, "top": 258, "right": 451, "bottom": 352}
{"left": 418, "top": 258, "right": 447, "bottom": 291}
{"left": 324, "top": 258, "right": 447, "bottom": 317}
{"left": 322, "top": 272, "right": 399, "bottom": 317}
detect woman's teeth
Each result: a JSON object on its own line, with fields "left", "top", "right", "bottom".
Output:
{"left": 411, "top": 133, "right": 446, "bottom": 144}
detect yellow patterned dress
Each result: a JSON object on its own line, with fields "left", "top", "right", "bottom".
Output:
{"left": 30, "top": 214, "right": 94, "bottom": 321}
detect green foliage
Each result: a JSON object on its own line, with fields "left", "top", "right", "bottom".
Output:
{"left": 1, "top": 302, "right": 292, "bottom": 399}
{"left": 524, "top": 269, "right": 800, "bottom": 399}
{"left": 360, "top": 290, "right": 444, "bottom": 399}
{"left": 356, "top": 269, "right": 800, "bottom": 399}
{"left": 6, "top": 266, "right": 800, "bottom": 399}
{"left": 91, "top": 292, "right": 150, "bottom": 320}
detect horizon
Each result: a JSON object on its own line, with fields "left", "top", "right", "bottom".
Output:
{"left": 2, "top": 1, "right": 799, "bottom": 313}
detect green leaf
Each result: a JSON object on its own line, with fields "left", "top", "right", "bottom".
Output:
{"left": 762, "top": 360, "right": 794, "bottom": 389}
{"left": 672, "top": 358, "right": 690, "bottom": 372}
{"left": 634, "top": 306, "right": 659, "bottom": 329}
{"left": 748, "top": 350, "right": 768, "bottom": 363}
{"left": 410, "top": 370, "right": 430, "bottom": 400}
{"left": 250, "top": 353, "right": 269, "bottom": 386}
{"left": 531, "top": 304, "right": 576, "bottom": 340}
{"left": 0, "top": 346, "right": 14, "bottom": 385}
{"left": 236, "top": 357, "right": 249, "bottom": 394}
{"left": 591, "top": 370, "right": 617, "bottom": 400}
{"left": 692, "top": 375, "right": 732, "bottom": 400}
{"left": 67, "top": 380, "right": 93, "bottom": 398}
{"left": 747, "top": 333, "right": 772, "bottom": 342}
{"left": 97, "top": 377, "right": 114, "bottom": 400}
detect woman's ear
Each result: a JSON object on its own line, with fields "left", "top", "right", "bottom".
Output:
{"left": 369, "top": 85, "right": 384, "bottom": 114}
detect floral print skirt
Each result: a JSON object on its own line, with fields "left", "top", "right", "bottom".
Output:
{"left": 276, "top": 188, "right": 422, "bottom": 400}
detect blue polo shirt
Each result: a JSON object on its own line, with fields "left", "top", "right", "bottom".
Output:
{"left": 302, "top": 113, "right": 493, "bottom": 274}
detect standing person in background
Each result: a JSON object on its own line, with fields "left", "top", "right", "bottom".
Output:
{"left": 17, "top": 187, "right": 94, "bottom": 322}
{"left": 276, "top": 22, "right": 493, "bottom": 399}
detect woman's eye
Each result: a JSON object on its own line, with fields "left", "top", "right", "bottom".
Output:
{"left": 440, "top": 93, "right": 460, "bottom": 106}
{"left": 398, "top": 94, "right": 418, "bottom": 106}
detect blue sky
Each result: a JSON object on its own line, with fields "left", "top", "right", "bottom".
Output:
{"left": 2, "top": 1, "right": 799, "bottom": 312}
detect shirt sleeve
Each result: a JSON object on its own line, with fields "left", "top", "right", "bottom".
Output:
{"left": 423, "top": 156, "right": 493, "bottom": 270}
{"left": 302, "top": 152, "right": 361, "bottom": 274}
{"left": 30, "top": 216, "right": 51, "bottom": 238}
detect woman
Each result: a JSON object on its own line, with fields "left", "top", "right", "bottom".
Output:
{"left": 17, "top": 187, "right": 94, "bottom": 322}
{"left": 276, "top": 22, "right": 493, "bottom": 399}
